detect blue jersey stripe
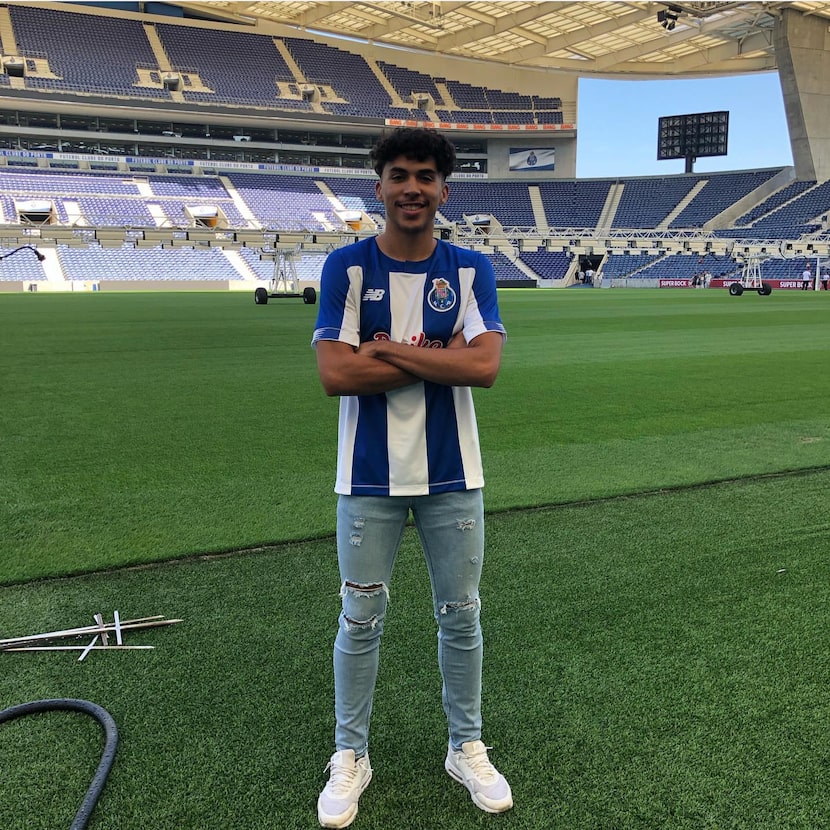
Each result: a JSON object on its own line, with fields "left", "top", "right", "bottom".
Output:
{"left": 424, "top": 383, "right": 465, "bottom": 494}
{"left": 350, "top": 394, "right": 390, "bottom": 494}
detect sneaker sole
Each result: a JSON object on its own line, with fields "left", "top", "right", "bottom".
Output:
{"left": 317, "top": 770, "right": 373, "bottom": 829}
{"left": 444, "top": 759, "right": 513, "bottom": 814}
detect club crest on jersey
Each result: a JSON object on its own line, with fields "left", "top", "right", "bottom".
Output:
{"left": 427, "top": 278, "right": 456, "bottom": 312}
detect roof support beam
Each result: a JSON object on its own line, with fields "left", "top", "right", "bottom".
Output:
{"left": 501, "top": 7, "right": 656, "bottom": 66}
{"left": 433, "top": 2, "right": 562, "bottom": 52}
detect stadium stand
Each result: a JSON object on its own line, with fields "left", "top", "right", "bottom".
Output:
{"left": 437, "top": 182, "right": 537, "bottom": 227}
{"left": 446, "top": 80, "right": 489, "bottom": 110}
{"left": 613, "top": 178, "right": 699, "bottom": 229}
{"left": 4, "top": 2, "right": 570, "bottom": 125}
{"left": 318, "top": 178, "right": 385, "bottom": 219}
{"left": 6, "top": 160, "right": 826, "bottom": 291}
{"left": 597, "top": 252, "right": 746, "bottom": 284}
{"left": 73, "top": 197, "right": 156, "bottom": 226}
{"left": 0, "top": 168, "right": 248, "bottom": 228}
{"left": 3, "top": 3, "right": 830, "bottom": 294}
{"left": 601, "top": 252, "right": 666, "bottom": 280}
{"left": 157, "top": 24, "right": 297, "bottom": 108}
{"left": 628, "top": 252, "right": 739, "bottom": 281}
{"left": 489, "top": 252, "right": 531, "bottom": 282}
{"left": 10, "top": 4, "right": 169, "bottom": 99}
{"left": 537, "top": 181, "right": 612, "bottom": 228}
{"left": 669, "top": 170, "right": 780, "bottom": 228}
{"left": 758, "top": 258, "right": 815, "bottom": 280}
{"left": 0, "top": 247, "right": 47, "bottom": 281}
{"left": 237, "top": 245, "right": 276, "bottom": 281}
{"left": 734, "top": 180, "right": 816, "bottom": 225}
{"left": 0, "top": 168, "right": 143, "bottom": 196}
{"left": 224, "top": 173, "right": 345, "bottom": 231}
{"left": 518, "top": 251, "right": 572, "bottom": 280}
{"left": 435, "top": 109, "right": 492, "bottom": 124}
{"left": 58, "top": 242, "right": 242, "bottom": 282}
{"left": 378, "top": 62, "right": 446, "bottom": 108}
{"left": 727, "top": 179, "right": 830, "bottom": 238}
{"left": 284, "top": 37, "right": 392, "bottom": 118}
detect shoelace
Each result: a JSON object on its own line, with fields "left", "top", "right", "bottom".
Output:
{"left": 461, "top": 745, "right": 498, "bottom": 783}
{"left": 325, "top": 756, "right": 361, "bottom": 795}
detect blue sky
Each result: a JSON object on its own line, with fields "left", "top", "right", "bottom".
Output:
{"left": 576, "top": 72, "right": 792, "bottom": 178}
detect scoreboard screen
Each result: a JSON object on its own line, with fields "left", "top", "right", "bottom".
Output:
{"left": 658, "top": 110, "right": 729, "bottom": 161}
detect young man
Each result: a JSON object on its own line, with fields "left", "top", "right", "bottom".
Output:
{"left": 312, "top": 127, "right": 512, "bottom": 828}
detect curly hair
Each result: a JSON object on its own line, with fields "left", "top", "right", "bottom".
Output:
{"left": 370, "top": 127, "right": 456, "bottom": 179}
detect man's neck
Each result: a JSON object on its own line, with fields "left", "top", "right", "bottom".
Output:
{"left": 375, "top": 232, "right": 437, "bottom": 263}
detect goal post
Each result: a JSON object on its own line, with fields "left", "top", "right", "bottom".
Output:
{"left": 815, "top": 256, "right": 830, "bottom": 290}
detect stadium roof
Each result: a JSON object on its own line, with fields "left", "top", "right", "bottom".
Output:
{"left": 173, "top": 1, "right": 830, "bottom": 77}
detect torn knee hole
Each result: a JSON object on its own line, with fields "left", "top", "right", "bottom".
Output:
{"left": 340, "top": 580, "right": 390, "bottom": 601}
{"left": 343, "top": 614, "right": 381, "bottom": 631}
{"left": 345, "top": 580, "right": 383, "bottom": 591}
{"left": 439, "top": 597, "right": 480, "bottom": 615}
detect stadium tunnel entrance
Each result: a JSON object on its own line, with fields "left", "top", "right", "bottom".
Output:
{"left": 578, "top": 254, "right": 603, "bottom": 286}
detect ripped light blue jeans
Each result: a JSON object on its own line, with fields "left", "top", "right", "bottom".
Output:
{"left": 334, "top": 489, "right": 485, "bottom": 757}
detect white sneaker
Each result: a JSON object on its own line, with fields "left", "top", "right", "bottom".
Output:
{"left": 445, "top": 740, "right": 513, "bottom": 813}
{"left": 317, "top": 749, "right": 372, "bottom": 828}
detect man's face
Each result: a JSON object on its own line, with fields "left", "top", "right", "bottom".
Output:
{"left": 375, "top": 155, "right": 448, "bottom": 238}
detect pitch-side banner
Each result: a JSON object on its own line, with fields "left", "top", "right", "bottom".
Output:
{"left": 660, "top": 279, "right": 809, "bottom": 290}
{"left": 509, "top": 148, "right": 555, "bottom": 171}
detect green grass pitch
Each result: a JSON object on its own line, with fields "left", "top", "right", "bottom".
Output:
{"left": 1, "top": 288, "right": 829, "bottom": 829}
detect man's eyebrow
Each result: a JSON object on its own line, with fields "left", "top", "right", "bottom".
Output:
{"left": 387, "top": 164, "right": 438, "bottom": 175}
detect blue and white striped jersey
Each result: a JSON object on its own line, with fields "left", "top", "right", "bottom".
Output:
{"left": 312, "top": 237, "right": 506, "bottom": 496}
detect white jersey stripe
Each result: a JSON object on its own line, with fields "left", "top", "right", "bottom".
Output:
{"left": 340, "top": 265, "right": 364, "bottom": 348}
{"left": 337, "top": 397, "right": 357, "bottom": 489}
{"left": 387, "top": 385, "right": 428, "bottom": 495}
{"left": 452, "top": 386, "right": 484, "bottom": 490}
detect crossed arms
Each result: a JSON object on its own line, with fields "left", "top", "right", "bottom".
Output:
{"left": 315, "top": 330, "right": 503, "bottom": 397}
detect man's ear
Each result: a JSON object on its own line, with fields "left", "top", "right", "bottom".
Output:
{"left": 440, "top": 183, "right": 449, "bottom": 205}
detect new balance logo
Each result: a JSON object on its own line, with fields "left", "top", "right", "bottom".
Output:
{"left": 362, "top": 288, "right": 386, "bottom": 302}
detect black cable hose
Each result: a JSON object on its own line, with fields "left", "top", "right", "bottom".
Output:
{"left": 0, "top": 698, "right": 118, "bottom": 830}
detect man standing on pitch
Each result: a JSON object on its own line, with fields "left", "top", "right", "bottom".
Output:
{"left": 312, "top": 127, "right": 512, "bottom": 828}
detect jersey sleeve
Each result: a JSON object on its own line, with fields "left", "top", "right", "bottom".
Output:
{"left": 311, "top": 250, "right": 362, "bottom": 349}
{"left": 462, "top": 252, "right": 507, "bottom": 343}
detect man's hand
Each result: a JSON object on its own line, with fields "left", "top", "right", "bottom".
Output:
{"left": 355, "top": 340, "right": 384, "bottom": 359}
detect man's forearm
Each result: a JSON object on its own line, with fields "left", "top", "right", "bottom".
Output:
{"left": 361, "top": 335, "right": 501, "bottom": 388}
{"left": 337, "top": 356, "right": 419, "bottom": 395}
{"left": 317, "top": 344, "right": 420, "bottom": 396}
